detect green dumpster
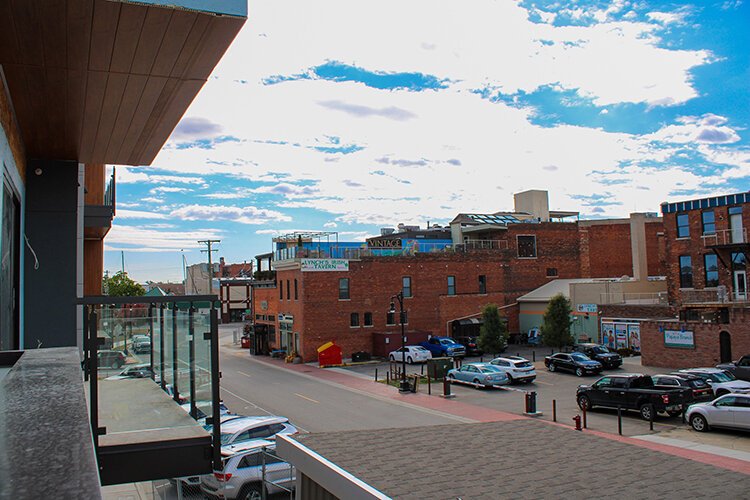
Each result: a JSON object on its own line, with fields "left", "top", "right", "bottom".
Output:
{"left": 427, "top": 357, "right": 453, "bottom": 379}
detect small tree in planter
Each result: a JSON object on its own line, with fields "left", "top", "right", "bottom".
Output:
{"left": 478, "top": 304, "right": 508, "bottom": 356}
{"left": 541, "top": 293, "right": 573, "bottom": 349}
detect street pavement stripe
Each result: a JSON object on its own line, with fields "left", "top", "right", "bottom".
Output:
{"left": 631, "top": 434, "right": 750, "bottom": 463}
{"left": 294, "top": 393, "right": 320, "bottom": 404}
{"left": 237, "top": 371, "right": 252, "bottom": 377}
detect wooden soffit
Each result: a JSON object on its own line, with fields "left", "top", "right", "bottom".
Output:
{"left": 0, "top": 0, "right": 245, "bottom": 165}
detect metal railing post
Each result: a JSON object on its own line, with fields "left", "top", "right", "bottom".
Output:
{"left": 189, "top": 306, "right": 197, "bottom": 420}
{"left": 149, "top": 304, "right": 154, "bottom": 380}
{"left": 88, "top": 306, "right": 99, "bottom": 451}
{"left": 159, "top": 304, "right": 166, "bottom": 391}
{"left": 172, "top": 305, "right": 179, "bottom": 402}
{"left": 209, "top": 305, "right": 221, "bottom": 470}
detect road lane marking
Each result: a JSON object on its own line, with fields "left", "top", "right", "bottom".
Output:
{"left": 294, "top": 393, "right": 320, "bottom": 404}
{"left": 238, "top": 371, "right": 252, "bottom": 377}
{"left": 534, "top": 380, "right": 554, "bottom": 386}
{"left": 220, "top": 387, "right": 310, "bottom": 433}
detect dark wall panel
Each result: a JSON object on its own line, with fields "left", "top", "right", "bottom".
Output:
{"left": 24, "top": 160, "right": 78, "bottom": 349}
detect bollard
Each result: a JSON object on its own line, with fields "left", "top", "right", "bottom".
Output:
{"left": 443, "top": 378, "right": 453, "bottom": 398}
{"left": 649, "top": 403, "right": 654, "bottom": 431}
{"left": 428, "top": 374, "right": 431, "bottom": 395}
{"left": 617, "top": 406, "right": 623, "bottom": 435}
{"left": 421, "top": 363, "right": 424, "bottom": 375}
{"left": 552, "top": 399, "right": 557, "bottom": 422}
{"left": 516, "top": 352, "right": 520, "bottom": 357}
{"left": 532, "top": 351, "right": 536, "bottom": 362}
{"left": 582, "top": 405, "right": 587, "bottom": 429}
{"left": 572, "top": 414, "right": 582, "bottom": 431}
{"left": 375, "top": 368, "right": 378, "bottom": 382}
{"left": 386, "top": 372, "right": 390, "bottom": 385}
{"left": 681, "top": 408, "right": 686, "bottom": 425}
{"left": 480, "top": 355, "right": 484, "bottom": 363}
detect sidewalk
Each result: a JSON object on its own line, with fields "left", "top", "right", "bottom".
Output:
{"left": 249, "top": 353, "right": 750, "bottom": 475}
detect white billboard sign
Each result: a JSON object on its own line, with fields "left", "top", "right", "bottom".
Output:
{"left": 300, "top": 259, "right": 349, "bottom": 272}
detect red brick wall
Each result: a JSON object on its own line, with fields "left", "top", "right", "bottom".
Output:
{"left": 586, "top": 223, "right": 633, "bottom": 278}
{"left": 645, "top": 221, "right": 664, "bottom": 277}
{"left": 599, "top": 304, "right": 673, "bottom": 320}
{"left": 252, "top": 285, "right": 280, "bottom": 347}
{"left": 641, "top": 308, "right": 750, "bottom": 368}
{"left": 664, "top": 207, "right": 750, "bottom": 304}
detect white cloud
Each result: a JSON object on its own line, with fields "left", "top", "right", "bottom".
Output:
{"left": 170, "top": 204, "right": 292, "bottom": 224}
{"left": 151, "top": 186, "right": 191, "bottom": 194}
{"left": 647, "top": 114, "right": 741, "bottom": 144}
{"left": 106, "top": 225, "right": 223, "bottom": 251}
{"left": 116, "top": 209, "right": 168, "bottom": 220}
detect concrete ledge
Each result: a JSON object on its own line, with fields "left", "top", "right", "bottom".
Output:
{"left": 0, "top": 348, "right": 101, "bottom": 499}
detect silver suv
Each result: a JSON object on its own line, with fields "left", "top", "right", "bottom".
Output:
{"left": 200, "top": 439, "right": 295, "bottom": 500}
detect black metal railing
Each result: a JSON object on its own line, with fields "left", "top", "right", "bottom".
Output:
{"left": 103, "top": 169, "right": 116, "bottom": 216}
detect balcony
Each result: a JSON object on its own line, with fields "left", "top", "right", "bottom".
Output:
{"left": 702, "top": 228, "right": 748, "bottom": 247}
{"left": 274, "top": 241, "right": 453, "bottom": 261}
{"left": 79, "top": 294, "right": 222, "bottom": 485}
{"left": 680, "top": 287, "right": 749, "bottom": 305}
{"left": 84, "top": 171, "right": 116, "bottom": 240}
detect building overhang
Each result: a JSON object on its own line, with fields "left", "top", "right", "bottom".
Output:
{"left": 0, "top": 0, "right": 246, "bottom": 165}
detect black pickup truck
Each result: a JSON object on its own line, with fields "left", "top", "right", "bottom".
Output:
{"left": 576, "top": 374, "right": 690, "bottom": 420}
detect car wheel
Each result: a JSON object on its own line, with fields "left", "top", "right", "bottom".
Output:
{"left": 110, "top": 360, "right": 120, "bottom": 369}
{"left": 548, "top": 363, "right": 556, "bottom": 372}
{"left": 639, "top": 404, "right": 654, "bottom": 421}
{"left": 448, "top": 374, "right": 455, "bottom": 380}
{"left": 690, "top": 414, "right": 709, "bottom": 432}
{"left": 472, "top": 378, "right": 482, "bottom": 389}
{"left": 389, "top": 355, "right": 395, "bottom": 362}
{"left": 575, "top": 368, "right": 584, "bottom": 377}
{"left": 239, "top": 485, "right": 263, "bottom": 500}
{"left": 577, "top": 395, "right": 592, "bottom": 411}
{"left": 407, "top": 356, "right": 413, "bottom": 364}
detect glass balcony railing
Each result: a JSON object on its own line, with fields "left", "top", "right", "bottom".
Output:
{"left": 80, "top": 295, "right": 221, "bottom": 485}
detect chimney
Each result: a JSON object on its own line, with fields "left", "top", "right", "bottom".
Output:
{"left": 630, "top": 213, "right": 648, "bottom": 281}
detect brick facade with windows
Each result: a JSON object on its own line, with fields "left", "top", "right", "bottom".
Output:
{"left": 639, "top": 192, "right": 750, "bottom": 367}
{"left": 255, "top": 219, "right": 664, "bottom": 362}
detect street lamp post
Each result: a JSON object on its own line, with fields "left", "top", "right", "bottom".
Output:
{"left": 389, "top": 292, "right": 410, "bottom": 393}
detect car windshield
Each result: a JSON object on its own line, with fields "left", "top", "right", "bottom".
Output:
{"left": 220, "top": 433, "right": 235, "bottom": 445}
{"left": 687, "top": 379, "right": 708, "bottom": 389}
{"left": 480, "top": 366, "right": 501, "bottom": 373}
{"left": 571, "top": 353, "right": 590, "bottom": 361}
{"left": 414, "top": 347, "right": 429, "bottom": 352}
{"left": 592, "top": 346, "right": 609, "bottom": 354}
{"left": 513, "top": 361, "right": 532, "bottom": 368}
{"left": 707, "top": 371, "right": 736, "bottom": 382}
{"left": 440, "top": 339, "right": 457, "bottom": 345}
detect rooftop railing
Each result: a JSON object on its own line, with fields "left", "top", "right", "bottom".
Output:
{"left": 680, "top": 287, "right": 749, "bottom": 304}
{"left": 462, "top": 239, "right": 509, "bottom": 250}
{"left": 599, "top": 292, "right": 669, "bottom": 305}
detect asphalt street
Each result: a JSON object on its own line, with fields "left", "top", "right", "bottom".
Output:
{"left": 217, "top": 329, "right": 465, "bottom": 433}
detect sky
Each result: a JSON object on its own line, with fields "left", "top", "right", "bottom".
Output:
{"left": 106, "top": 0, "right": 750, "bottom": 283}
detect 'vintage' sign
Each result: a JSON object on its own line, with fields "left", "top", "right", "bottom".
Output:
{"left": 664, "top": 329, "right": 694, "bottom": 348}
{"left": 366, "top": 238, "right": 402, "bottom": 249}
{"left": 300, "top": 259, "right": 349, "bottom": 272}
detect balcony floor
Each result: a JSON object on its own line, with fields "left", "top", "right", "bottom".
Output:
{"left": 93, "top": 378, "right": 208, "bottom": 447}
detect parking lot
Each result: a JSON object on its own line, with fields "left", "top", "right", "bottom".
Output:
{"left": 342, "top": 347, "right": 750, "bottom": 452}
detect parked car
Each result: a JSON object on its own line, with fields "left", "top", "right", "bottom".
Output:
{"left": 653, "top": 374, "right": 714, "bottom": 404}
{"left": 447, "top": 363, "right": 509, "bottom": 388}
{"left": 572, "top": 343, "right": 622, "bottom": 369}
{"left": 132, "top": 338, "right": 151, "bottom": 354}
{"left": 180, "top": 401, "right": 231, "bottom": 420}
{"left": 686, "top": 393, "right": 750, "bottom": 432}
{"left": 199, "top": 439, "right": 295, "bottom": 500}
{"left": 716, "top": 355, "right": 750, "bottom": 382}
{"left": 105, "top": 363, "right": 153, "bottom": 380}
{"left": 454, "top": 336, "right": 491, "bottom": 356}
{"left": 97, "top": 350, "right": 126, "bottom": 369}
{"left": 489, "top": 356, "right": 536, "bottom": 384}
{"left": 388, "top": 346, "right": 432, "bottom": 364}
{"left": 162, "top": 383, "right": 188, "bottom": 405}
{"left": 545, "top": 352, "right": 602, "bottom": 377}
{"left": 577, "top": 374, "right": 691, "bottom": 420}
{"left": 419, "top": 337, "right": 466, "bottom": 358}
{"left": 130, "top": 334, "right": 149, "bottom": 345}
{"left": 675, "top": 368, "right": 750, "bottom": 397}
{"left": 204, "top": 416, "right": 299, "bottom": 448}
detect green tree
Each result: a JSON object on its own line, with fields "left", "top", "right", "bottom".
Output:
{"left": 103, "top": 271, "right": 145, "bottom": 296}
{"left": 477, "top": 304, "right": 508, "bottom": 355}
{"left": 541, "top": 293, "right": 573, "bottom": 348}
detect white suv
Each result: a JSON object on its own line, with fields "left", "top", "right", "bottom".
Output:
{"left": 200, "top": 439, "right": 295, "bottom": 499}
{"left": 489, "top": 356, "right": 536, "bottom": 384}
{"left": 676, "top": 368, "right": 750, "bottom": 397}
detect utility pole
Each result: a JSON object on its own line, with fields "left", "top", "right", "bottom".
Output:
{"left": 198, "top": 239, "right": 220, "bottom": 294}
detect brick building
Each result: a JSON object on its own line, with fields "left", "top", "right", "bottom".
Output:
{"left": 251, "top": 192, "right": 665, "bottom": 362}
{"left": 640, "top": 191, "right": 749, "bottom": 368}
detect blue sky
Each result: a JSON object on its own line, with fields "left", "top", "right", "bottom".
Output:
{"left": 107, "top": 0, "right": 750, "bottom": 282}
